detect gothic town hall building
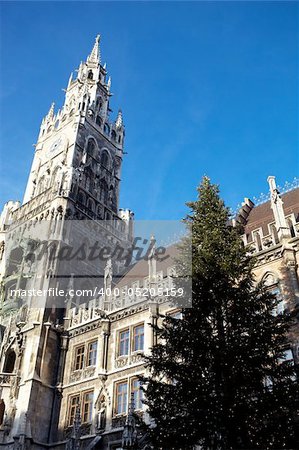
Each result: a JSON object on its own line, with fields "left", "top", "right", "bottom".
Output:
{"left": 0, "top": 36, "right": 298, "bottom": 450}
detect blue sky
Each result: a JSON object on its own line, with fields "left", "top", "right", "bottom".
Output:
{"left": 0, "top": 1, "right": 298, "bottom": 220}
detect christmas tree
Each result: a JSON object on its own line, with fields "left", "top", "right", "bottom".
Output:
{"left": 142, "top": 177, "right": 299, "bottom": 449}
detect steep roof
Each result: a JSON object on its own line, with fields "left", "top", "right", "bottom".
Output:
{"left": 115, "top": 244, "right": 179, "bottom": 288}
{"left": 244, "top": 187, "right": 299, "bottom": 240}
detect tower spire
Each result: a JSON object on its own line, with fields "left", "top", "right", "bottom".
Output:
{"left": 115, "top": 109, "right": 123, "bottom": 129}
{"left": 46, "top": 102, "right": 55, "bottom": 121}
{"left": 87, "top": 34, "right": 101, "bottom": 65}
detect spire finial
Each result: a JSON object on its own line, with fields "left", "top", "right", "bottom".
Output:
{"left": 115, "top": 109, "right": 123, "bottom": 129}
{"left": 67, "top": 72, "right": 73, "bottom": 89}
{"left": 87, "top": 34, "right": 101, "bottom": 64}
{"left": 46, "top": 102, "right": 55, "bottom": 120}
{"left": 107, "top": 76, "right": 111, "bottom": 92}
{"left": 267, "top": 175, "right": 289, "bottom": 239}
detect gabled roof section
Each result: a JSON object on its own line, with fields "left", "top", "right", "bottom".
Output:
{"left": 244, "top": 187, "right": 299, "bottom": 241}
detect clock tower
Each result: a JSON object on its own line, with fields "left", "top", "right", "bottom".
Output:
{"left": 0, "top": 36, "right": 134, "bottom": 445}
{"left": 23, "top": 34, "right": 127, "bottom": 221}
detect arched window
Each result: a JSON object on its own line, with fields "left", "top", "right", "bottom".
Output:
{"left": 87, "top": 198, "right": 95, "bottom": 212}
{"left": 88, "top": 70, "right": 93, "bottom": 80}
{"left": 87, "top": 139, "right": 96, "bottom": 157}
{"left": 77, "top": 191, "right": 86, "bottom": 205}
{"left": 3, "top": 350, "right": 16, "bottom": 373}
{"left": 100, "top": 180, "right": 108, "bottom": 204}
{"left": 0, "top": 400, "right": 5, "bottom": 426}
{"left": 270, "top": 223, "right": 279, "bottom": 245}
{"left": 253, "top": 231, "right": 262, "bottom": 252}
{"left": 85, "top": 176, "right": 91, "bottom": 191}
{"left": 263, "top": 273, "right": 285, "bottom": 316}
{"left": 104, "top": 123, "right": 110, "bottom": 135}
{"left": 101, "top": 150, "right": 110, "bottom": 169}
{"left": 96, "top": 116, "right": 102, "bottom": 127}
{"left": 287, "top": 218, "right": 295, "bottom": 238}
{"left": 97, "top": 205, "right": 104, "bottom": 219}
{"left": 111, "top": 130, "right": 117, "bottom": 141}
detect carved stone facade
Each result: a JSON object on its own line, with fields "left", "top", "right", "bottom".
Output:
{"left": 0, "top": 35, "right": 298, "bottom": 450}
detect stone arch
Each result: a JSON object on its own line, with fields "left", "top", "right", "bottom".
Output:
{"left": 262, "top": 271, "right": 279, "bottom": 287}
{"left": 77, "top": 190, "right": 86, "bottom": 205}
{"left": 85, "top": 136, "right": 98, "bottom": 157}
{"left": 87, "top": 198, "right": 95, "bottom": 212}
{"left": 100, "top": 148, "right": 111, "bottom": 170}
{"left": 111, "top": 130, "right": 117, "bottom": 141}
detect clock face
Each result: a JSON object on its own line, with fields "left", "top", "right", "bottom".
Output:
{"left": 46, "top": 137, "right": 63, "bottom": 158}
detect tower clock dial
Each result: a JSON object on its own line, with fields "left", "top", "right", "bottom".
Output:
{"left": 46, "top": 137, "right": 64, "bottom": 158}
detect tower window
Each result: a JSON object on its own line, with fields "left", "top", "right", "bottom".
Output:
{"left": 101, "top": 150, "right": 110, "bottom": 169}
{"left": 100, "top": 180, "right": 108, "bottom": 204}
{"left": 104, "top": 123, "right": 110, "bottom": 135}
{"left": 77, "top": 191, "right": 86, "bottom": 205}
{"left": 87, "top": 139, "right": 96, "bottom": 156}
{"left": 96, "top": 116, "right": 102, "bottom": 127}
{"left": 287, "top": 218, "right": 295, "bottom": 238}
{"left": 87, "top": 198, "right": 95, "bottom": 212}
{"left": 88, "top": 70, "right": 93, "bottom": 80}
{"left": 3, "top": 349, "right": 16, "bottom": 373}
{"left": 111, "top": 130, "right": 117, "bottom": 141}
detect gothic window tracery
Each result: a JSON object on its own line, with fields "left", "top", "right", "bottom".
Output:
{"left": 100, "top": 180, "right": 108, "bottom": 204}
{"left": 86, "top": 139, "right": 96, "bottom": 157}
{"left": 101, "top": 150, "right": 110, "bottom": 169}
{"left": 87, "top": 198, "right": 95, "bottom": 212}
